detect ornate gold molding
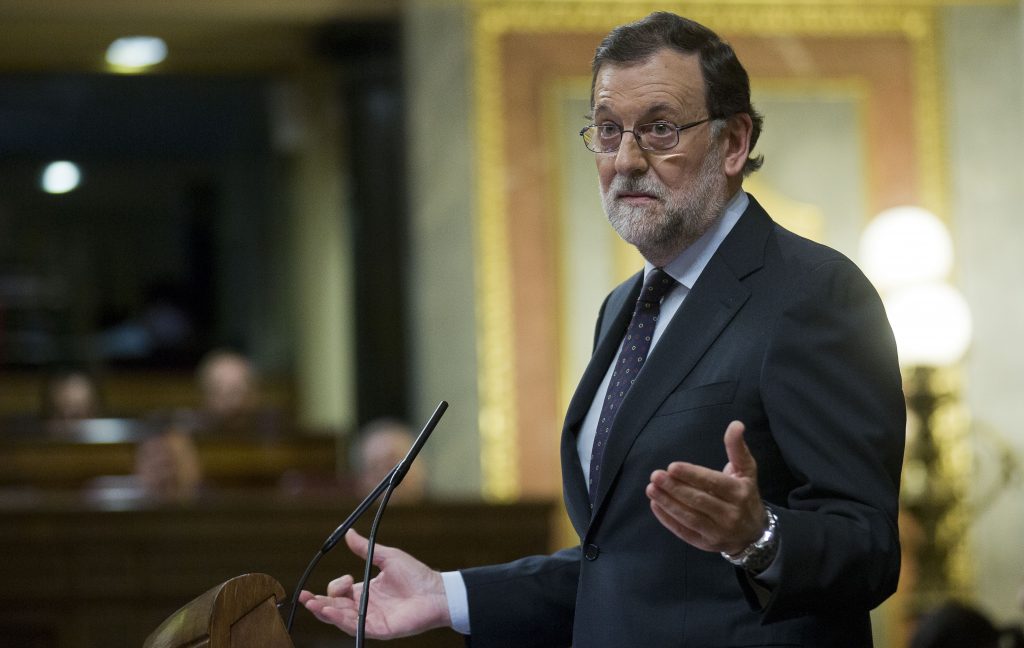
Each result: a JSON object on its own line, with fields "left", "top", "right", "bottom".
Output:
{"left": 472, "top": 10, "right": 520, "bottom": 501}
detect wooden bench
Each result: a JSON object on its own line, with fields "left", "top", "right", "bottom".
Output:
{"left": 0, "top": 418, "right": 340, "bottom": 490}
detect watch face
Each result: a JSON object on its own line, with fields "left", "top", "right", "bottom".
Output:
{"left": 741, "top": 544, "right": 776, "bottom": 574}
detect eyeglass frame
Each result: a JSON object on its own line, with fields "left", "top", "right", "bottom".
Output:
{"left": 578, "top": 117, "right": 715, "bottom": 153}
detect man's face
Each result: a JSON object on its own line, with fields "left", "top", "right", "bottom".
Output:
{"left": 592, "top": 48, "right": 728, "bottom": 265}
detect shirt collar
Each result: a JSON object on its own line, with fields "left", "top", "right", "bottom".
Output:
{"left": 644, "top": 190, "right": 748, "bottom": 289}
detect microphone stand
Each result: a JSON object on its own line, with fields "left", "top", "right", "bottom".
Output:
{"left": 283, "top": 400, "right": 448, "bottom": 634}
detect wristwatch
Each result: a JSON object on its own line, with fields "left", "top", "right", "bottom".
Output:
{"left": 721, "top": 504, "right": 779, "bottom": 574}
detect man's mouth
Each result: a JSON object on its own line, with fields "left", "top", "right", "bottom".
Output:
{"left": 616, "top": 192, "right": 659, "bottom": 203}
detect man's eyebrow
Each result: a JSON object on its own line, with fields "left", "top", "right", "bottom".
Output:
{"left": 590, "top": 102, "right": 688, "bottom": 122}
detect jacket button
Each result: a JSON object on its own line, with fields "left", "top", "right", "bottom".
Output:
{"left": 584, "top": 544, "right": 600, "bottom": 561}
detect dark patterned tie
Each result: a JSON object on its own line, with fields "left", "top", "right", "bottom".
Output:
{"left": 589, "top": 268, "right": 677, "bottom": 502}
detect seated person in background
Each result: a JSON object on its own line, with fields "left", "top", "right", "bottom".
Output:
{"left": 351, "top": 418, "right": 427, "bottom": 502}
{"left": 184, "top": 347, "right": 280, "bottom": 438}
{"left": 84, "top": 416, "right": 204, "bottom": 502}
{"left": 134, "top": 423, "right": 203, "bottom": 501}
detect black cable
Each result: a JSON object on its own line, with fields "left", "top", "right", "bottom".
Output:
{"left": 284, "top": 548, "right": 327, "bottom": 631}
{"left": 355, "top": 474, "right": 399, "bottom": 647}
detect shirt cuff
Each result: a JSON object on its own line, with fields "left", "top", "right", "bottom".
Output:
{"left": 745, "top": 535, "right": 782, "bottom": 608}
{"left": 753, "top": 534, "right": 783, "bottom": 586}
{"left": 441, "top": 570, "right": 471, "bottom": 635}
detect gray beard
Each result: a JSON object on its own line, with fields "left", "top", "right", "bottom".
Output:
{"left": 602, "top": 147, "right": 727, "bottom": 265}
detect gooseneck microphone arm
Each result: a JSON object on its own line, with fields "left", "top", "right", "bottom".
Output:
{"left": 284, "top": 400, "right": 448, "bottom": 634}
{"left": 356, "top": 463, "right": 400, "bottom": 646}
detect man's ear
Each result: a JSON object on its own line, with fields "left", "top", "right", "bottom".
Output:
{"left": 721, "top": 113, "right": 753, "bottom": 178}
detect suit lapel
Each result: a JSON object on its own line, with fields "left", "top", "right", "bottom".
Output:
{"left": 561, "top": 272, "right": 642, "bottom": 537}
{"left": 563, "top": 272, "right": 642, "bottom": 431}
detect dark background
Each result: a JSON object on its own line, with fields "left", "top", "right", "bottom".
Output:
{"left": 0, "top": 20, "right": 410, "bottom": 426}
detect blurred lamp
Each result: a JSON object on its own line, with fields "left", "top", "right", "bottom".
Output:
{"left": 884, "top": 282, "right": 972, "bottom": 367}
{"left": 106, "top": 36, "right": 168, "bottom": 71}
{"left": 860, "top": 206, "right": 953, "bottom": 292}
{"left": 862, "top": 206, "right": 976, "bottom": 615}
{"left": 859, "top": 205, "right": 970, "bottom": 367}
{"left": 41, "top": 161, "right": 82, "bottom": 194}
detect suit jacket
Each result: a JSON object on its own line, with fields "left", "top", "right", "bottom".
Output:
{"left": 462, "top": 196, "right": 906, "bottom": 647}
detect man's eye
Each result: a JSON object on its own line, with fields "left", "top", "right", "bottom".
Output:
{"left": 596, "top": 124, "right": 620, "bottom": 139}
{"left": 646, "top": 123, "right": 674, "bottom": 137}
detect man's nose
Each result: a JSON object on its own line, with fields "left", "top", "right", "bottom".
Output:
{"left": 614, "top": 131, "right": 649, "bottom": 176}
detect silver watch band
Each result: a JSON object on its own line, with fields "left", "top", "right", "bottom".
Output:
{"left": 721, "top": 504, "right": 778, "bottom": 574}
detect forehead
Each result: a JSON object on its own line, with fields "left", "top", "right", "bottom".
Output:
{"left": 592, "top": 48, "right": 705, "bottom": 118}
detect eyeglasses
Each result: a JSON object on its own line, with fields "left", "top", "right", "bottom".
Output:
{"left": 579, "top": 118, "right": 712, "bottom": 153}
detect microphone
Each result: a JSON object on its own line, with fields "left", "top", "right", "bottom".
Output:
{"left": 283, "top": 400, "right": 447, "bottom": 633}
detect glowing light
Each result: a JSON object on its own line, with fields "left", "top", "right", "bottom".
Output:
{"left": 859, "top": 206, "right": 953, "bottom": 292}
{"left": 105, "top": 36, "right": 168, "bottom": 71}
{"left": 41, "top": 161, "right": 82, "bottom": 194}
{"left": 884, "top": 282, "right": 973, "bottom": 367}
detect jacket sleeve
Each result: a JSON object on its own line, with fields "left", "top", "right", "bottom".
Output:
{"left": 461, "top": 546, "right": 580, "bottom": 647}
{"left": 754, "top": 257, "right": 906, "bottom": 622}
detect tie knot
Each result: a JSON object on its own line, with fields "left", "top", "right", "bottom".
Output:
{"left": 637, "top": 268, "right": 676, "bottom": 304}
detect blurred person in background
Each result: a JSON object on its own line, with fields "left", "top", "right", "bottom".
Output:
{"left": 351, "top": 418, "right": 427, "bottom": 502}
{"left": 185, "top": 347, "right": 280, "bottom": 438}
{"left": 40, "top": 367, "right": 104, "bottom": 426}
{"left": 133, "top": 422, "right": 203, "bottom": 502}
{"left": 198, "top": 348, "right": 257, "bottom": 424}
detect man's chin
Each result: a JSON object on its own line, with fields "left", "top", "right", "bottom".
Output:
{"left": 607, "top": 204, "right": 662, "bottom": 228}
{"left": 610, "top": 224, "right": 683, "bottom": 259}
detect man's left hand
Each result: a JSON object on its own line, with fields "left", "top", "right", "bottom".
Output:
{"left": 645, "top": 420, "right": 767, "bottom": 555}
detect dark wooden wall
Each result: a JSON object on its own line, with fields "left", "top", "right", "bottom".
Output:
{"left": 0, "top": 495, "right": 556, "bottom": 648}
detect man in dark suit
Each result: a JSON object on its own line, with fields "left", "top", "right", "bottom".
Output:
{"left": 301, "top": 12, "right": 905, "bottom": 646}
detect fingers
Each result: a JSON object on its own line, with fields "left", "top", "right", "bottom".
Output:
{"left": 650, "top": 499, "right": 706, "bottom": 545}
{"left": 344, "top": 528, "right": 369, "bottom": 559}
{"left": 344, "top": 528, "right": 398, "bottom": 569}
{"left": 723, "top": 420, "right": 756, "bottom": 478}
{"left": 655, "top": 461, "right": 742, "bottom": 505}
{"left": 645, "top": 420, "right": 765, "bottom": 553}
{"left": 648, "top": 467, "right": 729, "bottom": 517}
{"left": 302, "top": 594, "right": 359, "bottom": 633}
{"left": 301, "top": 582, "right": 362, "bottom": 634}
{"left": 327, "top": 574, "right": 355, "bottom": 598}
{"left": 647, "top": 469, "right": 747, "bottom": 553}
{"left": 647, "top": 487, "right": 726, "bottom": 553}
{"left": 646, "top": 476, "right": 714, "bottom": 529}
{"left": 301, "top": 574, "right": 360, "bottom": 621}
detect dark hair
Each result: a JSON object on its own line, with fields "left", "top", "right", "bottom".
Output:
{"left": 591, "top": 12, "right": 764, "bottom": 175}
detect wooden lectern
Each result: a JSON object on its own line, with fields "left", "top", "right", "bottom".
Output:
{"left": 144, "top": 573, "right": 295, "bottom": 648}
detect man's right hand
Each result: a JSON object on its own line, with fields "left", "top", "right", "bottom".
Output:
{"left": 299, "top": 529, "right": 452, "bottom": 639}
